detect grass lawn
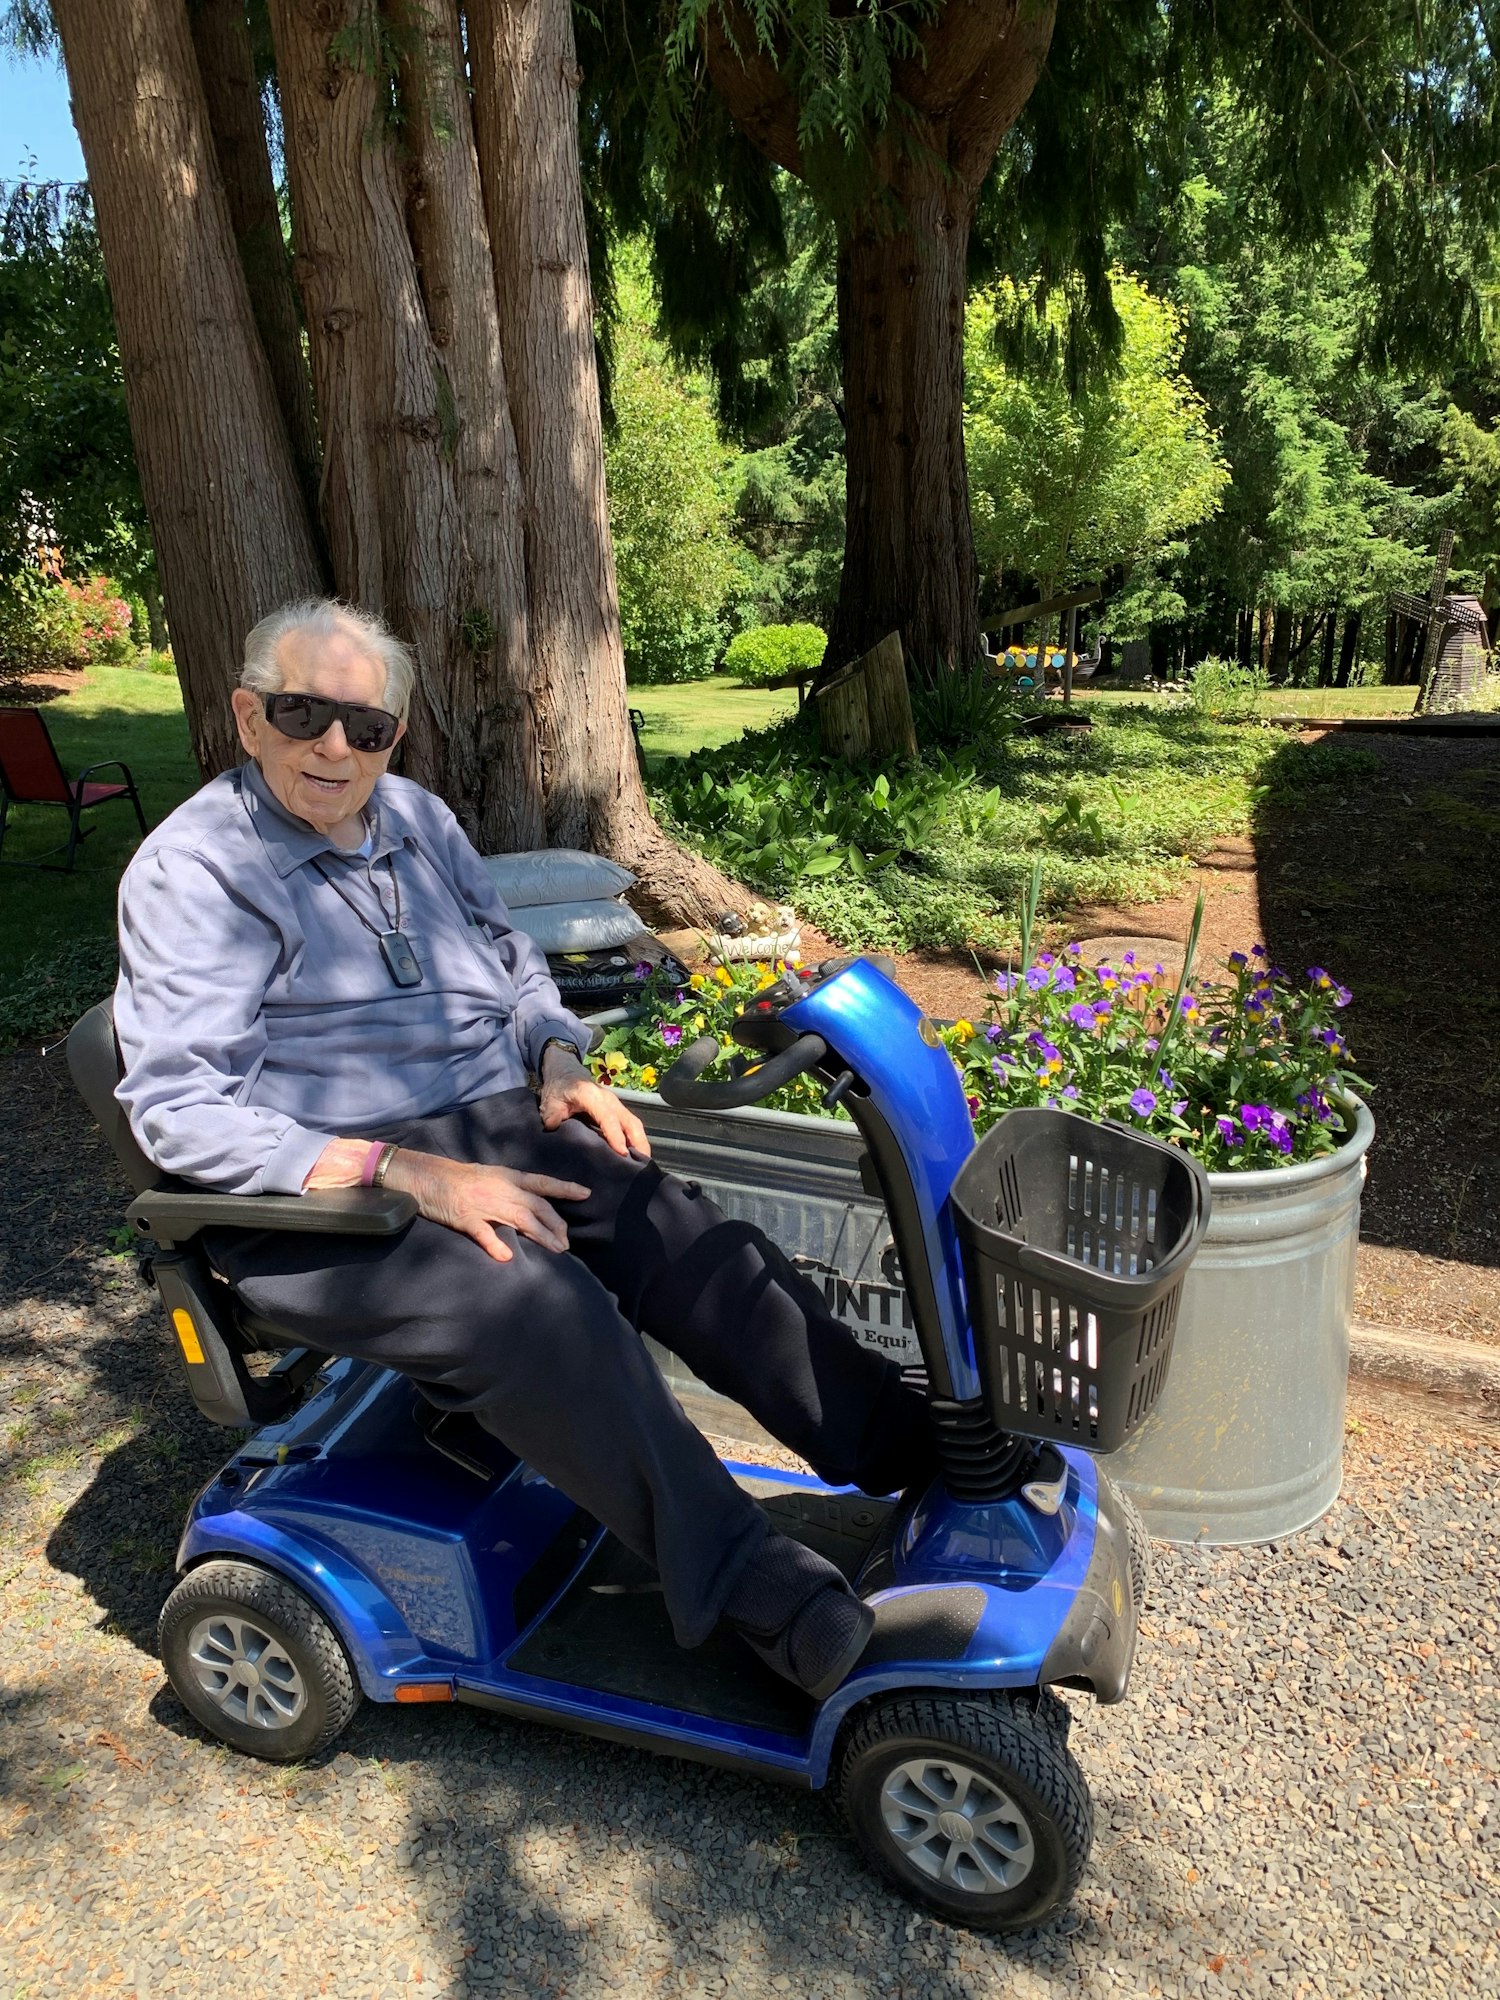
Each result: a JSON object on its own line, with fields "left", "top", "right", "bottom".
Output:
{"left": 0, "top": 666, "right": 199, "bottom": 990}
{"left": 630, "top": 680, "right": 798, "bottom": 768}
{"left": 1078, "top": 683, "right": 1418, "bottom": 717}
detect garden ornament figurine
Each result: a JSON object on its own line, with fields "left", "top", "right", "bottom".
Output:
{"left": 111, "top": 597, "right": 933, "bottom": 1697}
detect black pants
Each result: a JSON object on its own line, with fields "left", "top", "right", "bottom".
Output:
{"left": 208, "top": 1089, "right": 935, "bottom": 1646}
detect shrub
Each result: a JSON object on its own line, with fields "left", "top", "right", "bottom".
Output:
{"left": 61, "top": 574, "right": 134, "bottom": 664}
{"left": 723, "top": 622, "right": 827, "bottom": 687}
{"left": 1189, "top": 655, "right": 1266, "bottom": 722}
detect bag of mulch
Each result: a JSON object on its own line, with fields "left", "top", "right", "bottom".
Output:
{"left": 510, "top": 898, "right": 642, "bottom": 954}
{"left": 483, "top": 849, "right": 636, "bottom": 910}
{"left": 549, "top": 932, "right": 689, "bottom": 1013}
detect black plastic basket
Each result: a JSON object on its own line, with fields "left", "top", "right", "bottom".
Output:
{"left": 949, "top": 1108, "right": 1211, "bottom": 1454}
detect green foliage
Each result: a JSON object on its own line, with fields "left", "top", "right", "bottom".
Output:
{"left": 1189, "top": 657, "right": 1266, "bottom": 723}
{"left": 0, "top": 182, "right": 154, "bottom": 592}
{"left": 651, "top": 702, "right": 1279, "bottom": 953}
{"left": 722, "top": 620, "right": 826, "bottom": 687}
{"left": 0, "top": 563, "right": 136, "bottom": 679}
{"left": 966, "top": 272, "right": 1229, "bottom": 619}
{"left": 605, "top": 251, "right": 744, "bottom": 683}
{"left": 0, "top": 934, "right": 117, "bottom": 1049}
{"left": 908, "top": 663, "right": 1029, "bottom": 751}
{"left": 1117, "top": 102, "right": 1452, "bottom": 637}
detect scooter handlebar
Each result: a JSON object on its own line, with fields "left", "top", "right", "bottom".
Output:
{"left": 656, "top": 1032, "right": 829, "bottom": 1111}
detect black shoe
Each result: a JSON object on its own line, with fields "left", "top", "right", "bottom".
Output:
{"left": 723, "top": 1531, "right": 876, "bottom": 1699}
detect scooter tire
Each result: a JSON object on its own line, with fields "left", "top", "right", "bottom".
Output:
{"left": 836, "top": 1689, "right": 1092, "bottom": 1931}
{"left": 159, "top": 1560, "right": 361, "bottom": 1763}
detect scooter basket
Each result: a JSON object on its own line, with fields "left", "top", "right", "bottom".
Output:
{"left": 949, "top": 1108, "right": 1211, "bottom": 1453}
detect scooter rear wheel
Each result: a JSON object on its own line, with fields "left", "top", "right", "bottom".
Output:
{"left": 836, "top": 1690, "right": 1091, "bottom": 1931}
{"left": 159, "top": 1560, "right": 361, "bottom": 1762}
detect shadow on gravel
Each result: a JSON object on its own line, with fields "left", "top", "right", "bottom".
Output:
{"left": 45, "top": 1417, "right": 225, "bottom": 1655}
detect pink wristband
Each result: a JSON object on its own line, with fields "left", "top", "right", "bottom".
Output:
{"left": 358, "top": 1140, "right": 386, "bottom": 1188}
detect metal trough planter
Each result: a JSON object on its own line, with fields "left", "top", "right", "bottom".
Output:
{"left": 1107, "top": 1096, "right": 1376, "bottom": 1545}
{"left": 627, "top": 1089, "right": 1375, "bottom": 1547}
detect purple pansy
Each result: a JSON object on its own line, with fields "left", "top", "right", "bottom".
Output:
{"left": 1066, "top": 1002, "right": 1098, "bottom": 1030}
{"left": 1025, "top": 965, "right": 1051, "bottom": 991}
{"left": 660, "top": 1022, "right": 683, "bottom": 1047}
{"left": 1129, "top": 1087, "right": 1157, "bottom": 1117}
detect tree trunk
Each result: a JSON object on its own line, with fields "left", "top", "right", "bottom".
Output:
{"left": 51, "top": 0, "right": 324, "bottom": 779}
{"left": 189, "top": 0, "right": 324, "bottom": 525}
{"left": 267, "top": 0, "right": 543, "bottom": 850}
{"left": 468, "top": 0, "right": 742, "bottom": 923}
{"left": 1270, "top": 605, "right": 1293, "bottom": 682}
{"left": 143, "top": 572, "right": 168, "bottom": 652}
{"left": 1336, "top": 609, "right": 1362, "bottom": 687}
{"left": 1320, "top": 604, "right": 1338, "bottom": 685}
{"left": 703, "top": 0, "right": 1057, "bottom": 679}
{"left": 833, "top": 174, "right": 976, "bottom": 673}
{"left": 1258, "top": 603, "right": 1272, "bottom": 675}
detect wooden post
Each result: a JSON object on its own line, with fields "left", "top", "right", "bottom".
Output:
{"left": 1062, "top": 604, "right": 1077, "bottom": 705}
{"left": 816, "top": 630, "right": 917, "bottom": 762}
{"left": 1415, "top": 530, "right": 1456, "bottom": 713}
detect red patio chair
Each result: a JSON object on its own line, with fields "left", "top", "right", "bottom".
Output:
{"left": 0, "top": 708, "right": 149, "bottom": 872}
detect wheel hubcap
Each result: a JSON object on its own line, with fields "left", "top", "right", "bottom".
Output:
{"left": 878, "top": 1757, "right": 1036, "bottom": 1895}
{"left": 185, "top": 1615, "right": 307, "bottom": 1731}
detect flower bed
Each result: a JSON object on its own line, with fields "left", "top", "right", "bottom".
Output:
{"left": 587, "top": 874, "right": 1364, "bottom": 1175}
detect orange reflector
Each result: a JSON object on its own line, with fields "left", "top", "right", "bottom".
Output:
{"left": 394, "top": 1683, "right": 454, "bottom": 1704}
{"left": 171, "top": 1308, "right": 205, "bottom": 1366}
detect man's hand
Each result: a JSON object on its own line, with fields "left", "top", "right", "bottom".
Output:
{"left": 538, "top": 1043, "right": 651, "bottom": 1159}
{"left": 382, "top": 1150, "right": 589, "bottom": 1264}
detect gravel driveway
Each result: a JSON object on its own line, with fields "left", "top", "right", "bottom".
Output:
{"left": 3, "top": 1048, "right": 1498, "bottom": 1999}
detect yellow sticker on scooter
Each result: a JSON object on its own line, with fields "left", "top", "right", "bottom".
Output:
{"left": 171, "top": 1309, "right": 205, "bottom": 1366}
{"left": 1112, "top": 1575, "right": 1125, "bottom": 1619}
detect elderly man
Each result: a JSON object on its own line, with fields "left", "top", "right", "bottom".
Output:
{"left": 115, "top": 600, "right": 934, "bottom": 1698}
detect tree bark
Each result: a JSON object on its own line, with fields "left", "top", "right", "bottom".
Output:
{"left": 468, "top": 0, "right": 743, "bottom": 923}
{"left": 189, "top": 0, "right": 324, "bottom": 524}
{"left": 1320, "top": 603, "right": 1338, "bottom": 685}
{"left": 1270, "top": 605, "right": 1293, "bottom": 682}
{"left": 51, "top": 0, "right": 325, "bottom": 778}
{"left": 267, "top": 0, "right": 543, "bottom": 850}
{"left": 704, "top": 0, "right": 1057, "bottom": 676}
{"left": 1336, "top": 609, "right": 1362, "bottom": 687}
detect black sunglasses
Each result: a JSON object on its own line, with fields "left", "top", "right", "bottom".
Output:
{"left": 262, "top": 691, "right": 402, "bottom": 753}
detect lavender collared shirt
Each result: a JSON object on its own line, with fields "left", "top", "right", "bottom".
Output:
{"left": 114, "top": 760, "right": 591, "bottom": 1195}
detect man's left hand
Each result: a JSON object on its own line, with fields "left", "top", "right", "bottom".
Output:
{"left": 538, "top": 1045, "right": 651, "bottom": 1159}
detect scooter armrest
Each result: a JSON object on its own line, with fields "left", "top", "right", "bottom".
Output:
{"left": 127, "top": 1186, "right": 417, "bottom": 1249}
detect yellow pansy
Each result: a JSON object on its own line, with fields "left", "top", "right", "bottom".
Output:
{"left": 638, "top": 1065, "right": 658, "bottom": 1088}
{"left": 714, "top": 965, "right": 734, "bottom": 987}
{"left": 953, "top": 1019, "right": 975, "bottom": 1040}
{"left": 689, "top": 972, "right": 709, "bottom": 992}
{"left": 691, "top": 1013, "right": 705, "bottom": 1032}
{"left": 603, "top": 1050, "right": 627, "bottom": 1074}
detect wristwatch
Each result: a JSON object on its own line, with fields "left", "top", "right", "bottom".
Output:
{"left": 537, "top": 1036, "right": 584, "bottom": 1074}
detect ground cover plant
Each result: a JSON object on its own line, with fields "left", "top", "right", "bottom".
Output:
{"left": 649, "top": 701, "right": 1302, "bottom": 954}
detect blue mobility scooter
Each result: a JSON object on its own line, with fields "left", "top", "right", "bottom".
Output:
{"left": 70, "top": 955, "right": 1208, "bottom": 1932}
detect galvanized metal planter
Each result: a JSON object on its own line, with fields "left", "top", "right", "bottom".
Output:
{"left": 1108, "top": 1096, "right": 1376, "bottom": 1545}
{"left": 626, "top": 1089, "right": 1375, "bottom": 1546}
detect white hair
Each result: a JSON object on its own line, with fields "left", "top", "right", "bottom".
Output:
{"left": 241, "top": 599, "right": 417, "bottom": 720}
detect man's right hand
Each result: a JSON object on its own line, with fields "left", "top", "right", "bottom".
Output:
{"left": 383, "top": 1152, "right": 589, "bottom": 1263}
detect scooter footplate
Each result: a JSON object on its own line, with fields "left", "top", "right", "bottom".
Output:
{"left": 507, "top": 1491, "right": 897, "bottom": 1733}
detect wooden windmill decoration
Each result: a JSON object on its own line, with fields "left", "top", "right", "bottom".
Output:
{"left": 1388, "top": 530, "right": 1491, "bottom": 714}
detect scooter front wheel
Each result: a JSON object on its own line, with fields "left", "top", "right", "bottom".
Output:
{"left": 836, "top": 1690, "right": 1092, "bottom": 1931}
{"left": 159, "top": 1560, "right": 361, "bottom": 1762}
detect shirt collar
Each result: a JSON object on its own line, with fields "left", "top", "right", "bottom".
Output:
{"left": 238, "top": 759, "right": 414, "bottom": 877}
